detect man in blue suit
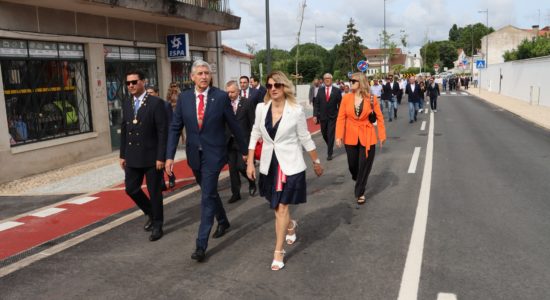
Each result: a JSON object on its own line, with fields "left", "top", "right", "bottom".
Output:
{"left": 165, "top": 60, "right": 247, "bottom": 262}
{"left": 239, "top": 75, "right": 262, "bottom": 106}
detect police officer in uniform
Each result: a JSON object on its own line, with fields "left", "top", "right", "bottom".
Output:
{"left": 120, "top": 70, "right": 167, "bottom": 241}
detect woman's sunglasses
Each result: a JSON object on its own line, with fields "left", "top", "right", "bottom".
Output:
{"left": 349, "top": 79, "right": 360, "bottom": 84}
{"left": 266, "top": 83, "right": 284, "bottom": 90}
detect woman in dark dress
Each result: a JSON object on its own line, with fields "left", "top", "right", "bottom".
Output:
{"left": 246, "top": 71, "right": 323, "bottom": 271}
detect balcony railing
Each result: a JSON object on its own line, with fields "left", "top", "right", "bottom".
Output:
{"left": 174, "top": 0, "right": 230, "bottom": 14}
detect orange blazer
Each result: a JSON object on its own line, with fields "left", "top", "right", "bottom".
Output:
{"left": 335, "top": 93, "right": 386, "bottom": 157}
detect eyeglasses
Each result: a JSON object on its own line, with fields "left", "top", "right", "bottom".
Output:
{"left": 350, "top": 79, "right": 360, "bottom": 84}
{"left": 126, "top": 80, "right": 139, "bottom": 86}
{"left": 266, "top": 83, "right": 284, "bottom": 90}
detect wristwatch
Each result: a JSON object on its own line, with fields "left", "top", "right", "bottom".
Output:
{"left": 313, "top": 158, "right": 321, "bottom": 164}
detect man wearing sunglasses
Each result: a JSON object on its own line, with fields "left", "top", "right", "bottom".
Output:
{"left": 119, "top": 70, "right": 167, "bottom": 242}
{"left": 165, "top": 60, "right": 247, "bottom": 262}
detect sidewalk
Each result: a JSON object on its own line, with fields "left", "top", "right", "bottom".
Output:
{"left": 468, "top": 88, "right": 550, "bottom": 130}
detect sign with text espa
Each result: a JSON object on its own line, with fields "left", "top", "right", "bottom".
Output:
{"left": 167, "top": 33, "right": 190, "bottom": 61}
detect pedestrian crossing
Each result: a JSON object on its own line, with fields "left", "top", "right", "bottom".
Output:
{"left": 440, "top": 91, "right": 469, "bottom": 96}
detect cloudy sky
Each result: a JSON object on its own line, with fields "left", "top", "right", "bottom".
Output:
{"left": 221, "top": 0, "right": 550, "bottom": 55}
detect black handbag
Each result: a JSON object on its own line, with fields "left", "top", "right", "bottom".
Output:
{"left": 368, "top": 95, "right": 377, "bottom": 124}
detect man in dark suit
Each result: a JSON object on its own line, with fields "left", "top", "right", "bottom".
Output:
{"left": 165, "top": 60, "right": 247, "bottom": 262}
{"left": 239, "top": 75, "right": 261, "bottom": 106}
{"left": 250, "top": 75, "right": 267, "bottom": 103}
{"left": 120, "top": 70, "right": 167, "bottom": 242}
{"left": 308, "top": 78, "right": 320, "bottom": 106}
{"left": 405, "top": 76, "right": 423, "bottom": 124}
{"left": 313, "top": 73, "right": 342, "bottom": 160}
{"left": 225, "top": 80, "right": 256, "bottom": 203}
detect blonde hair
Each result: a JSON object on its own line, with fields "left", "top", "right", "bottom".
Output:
{"left": 351, "top": 72, "right": 370, "bottom": 98}
{"left": 264, "top": 71, "right": 297, "bottom": 105}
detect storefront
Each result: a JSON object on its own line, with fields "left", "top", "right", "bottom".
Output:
{"left": 1, "top": 38, "right": 92, "bottom": 146}
{"left": 104, "top": 45, "right": 158, "bottom": 149}
{"left": 170, "top": 50, "right": 206, "bottom": 91}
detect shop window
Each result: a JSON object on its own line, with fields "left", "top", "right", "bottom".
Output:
{"left": 1, "top": 39, "right": 92, "bottom": 146}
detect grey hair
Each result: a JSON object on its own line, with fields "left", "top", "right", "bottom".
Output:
{"left": 191, "top": 60, "right": 212, "bottom": 75}
{"left": 323, "top": 73, "right": 333, "bottom": 79}
{"left": 225, "top": 80, "right": 239, "bottom": 89}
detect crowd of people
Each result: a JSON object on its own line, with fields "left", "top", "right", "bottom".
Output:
{"left": 119, "top": 60, "right": 441, "bottom": 271}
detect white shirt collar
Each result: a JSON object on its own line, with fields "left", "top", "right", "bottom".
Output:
{"left": 195, "top": 87, "right": 209, "bottom": 99}
{"left": 133, "top": 91, "right": 147, "bottom": 102}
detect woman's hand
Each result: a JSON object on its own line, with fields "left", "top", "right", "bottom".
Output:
{"left": 246, "top": 162, "right": 256, "bottom": 181}
{"left": 313, "top": 163, "right": 323, "bottom": 177}
{"left": 335, "top": 138, "right": 343, "bottom": 148}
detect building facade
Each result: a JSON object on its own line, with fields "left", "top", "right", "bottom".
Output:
{"left": 363, "top": 48, "right": 421, "bottom": 76}
{"left": 221, "top": 45, "right": 254, "bottom": 85}
{"left": 0, "top": 0, "right": 240, "bottom": 183}
{"left": 481, "top": 25, "right": 550, "bottom": 65}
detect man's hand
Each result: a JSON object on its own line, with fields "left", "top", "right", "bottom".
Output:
{"left": 165, "top": 159, "right": 174, "bottom": 175}
{"left": 242, "top": 155, "right": 248, "bottom": 162}
{"left": 246, "top": 162, "right": 256, "bottom": 181}
{"left": 313, "top": 116, "right": 318, "bottom": 124}
{"left": 156, "top": 160, "right": 165, "bottom": 171}
{"left": 119, "top": 159, "right": 126, "bottom": 170}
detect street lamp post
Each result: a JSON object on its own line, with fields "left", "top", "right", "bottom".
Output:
{"left": 383, "top": 0, "right": 387, "bottom": 75}
{"left": 266, "top": 0, "right": 271, "bottom": 74}
{"left": 478, "top": 9, "right": 488, "bottom": 92}
{"left": 315, "top": 24, "right": 324, "bottom": 45}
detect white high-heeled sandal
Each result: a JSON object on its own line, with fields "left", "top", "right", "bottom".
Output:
{"left": 271, "top": 250, "right": 286, "bottom": 271}
{"left": 286, "top": 220, "right": 298, "bottom": 245}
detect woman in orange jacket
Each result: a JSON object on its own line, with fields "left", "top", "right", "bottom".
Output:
{"left": 335, "top": 72, "right": 386, "bottom": 204}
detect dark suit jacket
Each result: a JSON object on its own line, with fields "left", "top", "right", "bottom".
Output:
{"left": 120, "top": 94, "right": 167, "bottom": 168}
{"left": 314, "top": 85, "right": 342, "bottom": 121}
{"left": 427, "top": 83, "right": 440, "bottom": 98}
{"left": 246, "top": 88, "right": 263, "bottom": 106}
{"left": 226, "top": 97, "right": 255, "bottom": 150}
{"left": 405, "top": 83, "right": 423, "bottom": 103}
{"left": 392, "top": 82, "right": 401, "bottom": 96}
{"left": 166, "top": 87, "right": 247, "bottom": 171}
{"left": 381, "top": 82, "right": 392, "bottom": 100}
{"left": 256, "top": 85, "right": 267, "bottom": 104}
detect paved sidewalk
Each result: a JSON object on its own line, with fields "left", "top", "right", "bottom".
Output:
{"left": 468, "top": 88, "right": 550, "bottom": 130}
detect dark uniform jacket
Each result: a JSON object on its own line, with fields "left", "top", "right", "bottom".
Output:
{"left": 226, "top": 97, "right": 256, "bottom": 150}
{"left": 314, "top": 84, "right": 342, "bottom": 121}
{"left": 120, "top": 94, "right": 167, "bottom": 168}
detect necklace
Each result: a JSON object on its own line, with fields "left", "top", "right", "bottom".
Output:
{"left": 132, "top": 93, "right": 148, "bottom": 124}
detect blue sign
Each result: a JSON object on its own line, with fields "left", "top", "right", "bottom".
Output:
{"left": 476, "top": 60, "right": 486, "bottom": 69}
{"left": 463, "top": 59, "right": 469, "bottom": 65}
{"left": 167, "top": 33, "right": 189, "bottom": 60}
{"left": 357, "top": 60, "right": 369, "bottom": 72}
{"left": 347, "top": 71, "right": 353, "bottom": 79}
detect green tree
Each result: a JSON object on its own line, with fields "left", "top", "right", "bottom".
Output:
{"left": 287, "top": 55, "right": 323, "bottom": 83}
{"left": 503, "top": 36, "right": 550, "bottom": 61}
{"left": 392, "top": 64, "right": 405, "bottom": 75}
{"left": 341, "top": 18, "right": 365, "bottom": 73}
{"left": 252, "top": 48, "right": 291, "bottom": 77}
{"left": 449, "top": 24, "right": 460, "bottom": 42}
{"left": 457, "top": 23, "right": 494, "bottom": 56}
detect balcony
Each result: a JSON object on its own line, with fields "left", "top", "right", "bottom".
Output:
{"left": 1, "top": 0, "right": 240, "bottom": 31}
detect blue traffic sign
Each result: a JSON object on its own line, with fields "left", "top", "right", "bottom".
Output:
{"left": 347, "top": 72, "right": 353, "bottom": 79}
{"left": 357, "top": 60, "right": 369, "bottom": 72}
{"left": 476, "top": 60, "right": 486, "bottom": 69}
{"left": 167, "top": 33, "right": 189, "bottom": 60}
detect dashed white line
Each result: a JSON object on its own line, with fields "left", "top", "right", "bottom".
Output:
{"left": 437, "top": 293, "right": 457, "bottom": 300}
{"left": 460, "top": 92, "right": 468, "bottom": 95}
{"left": 420, "top": 121, "right": 427, "bottom": 131}
{"left": 67, "top": 196, "right": 99, "bottom": 205}
{"left": 451, "top": 92, "right": 457, "bottom": 95}
{"left": 407, "top": 147, "right": 421, "bottom": 174}
{"left": 424, "top": 107, "right": 428, "bottom": 114}
{"left": 30, "top": 208, "right": 66, "bottom": 218}
{"left": 0, "top": 221, "right": 24, "bottom": 232}
{"left": 398, "top": 111, "right": 435, "bottom": 300}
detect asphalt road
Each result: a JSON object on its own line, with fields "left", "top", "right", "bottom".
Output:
{"left": 1, "top": 94, "right": 549, "bottom": 299}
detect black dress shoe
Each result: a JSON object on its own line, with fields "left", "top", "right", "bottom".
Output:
{"left": 249, "top": 183, "right": 257, "bottom": 197}
{"left": 191, "top": 248, "right": 206, "bottom": 262}
{"left": 228, "top": 194, "right": 241, "bottom": 204}
{"left": 212, "top": 223, "right": 230, "bottom": 239}
{"left": 327, "top": 155, "right": 333, "bottom": 161}
{"left": 144, "top": 217, "right": 153, "bottom": 231}
{"left": 168, "top": 173, "right": 176, "bottom": 188}
{"left": 149, "top": 227, "right": 163, "bottom": 241}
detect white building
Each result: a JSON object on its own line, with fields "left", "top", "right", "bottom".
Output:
{"left": 222, "top": 45, "right": 254, "bottom": 85}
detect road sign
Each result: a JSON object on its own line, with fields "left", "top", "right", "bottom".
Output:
{"left": 357, "top": 60, "right": 368, "bottom": 72}
{"left": 166, "top": 33, "right": 189, "bottom": 60}
{"left": 463, "top": 59, "right": 469, "bottom": 65}
{"left": 347, "top": 71, "right": 353, "bottom": 79}
{"left": 476, "top": 60, "right": 486, "bottom": 69}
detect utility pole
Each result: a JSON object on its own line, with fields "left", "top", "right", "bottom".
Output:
{"left": 294, "top": 0, "right": 307, "bottom": 86}
{"left": 478, "top": 9, "right": 488, "bottom": 92}
{"left": 315, "top": 24, "right": 324, "bottom": 44}
{"left": 265, "top": 0, "right": 271, "bottom": 74}
{"left": 383, "top": 0, "right": 387, "bottom": 76}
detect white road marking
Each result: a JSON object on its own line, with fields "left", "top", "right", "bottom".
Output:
{"left": 398, "top": 111, "right": 435, "bottom": 300}
{"left": 451, "top": 92, "right": 457, "bottom": 95}
{"left": 407, "top": 147, "right": 421, "bottom": 174}
{"left": 460, "top": 92, "right": 468, "bottom": 95}
{"left": 441, "top": 92, "right": 447, "bottom": 95}
{"left": 67, "top": 196, "right": 98, "bottom": 205}
{"left": 424, "top": 107, "right": 428, "bottom": 114}
{"left": 437, "top": 293, "right": 457, "bottom": 300}
{"left": 0, "top": 221, "right": 24, "bottom": 232}
{"left": 420, "top": 121, "right": 426, "bottom": 131}
{"left": 29, "top": 207, "right": 66, "bottom": 218}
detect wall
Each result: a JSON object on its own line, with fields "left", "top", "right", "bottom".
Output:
{"left": 483, "top": 26, "right": 534, "bottom": 65}
{"left": 222, "top": 53, "right": 251, "bottom": 85}
{"left": 479, "top": 55, "right": 550, "bottom": 107}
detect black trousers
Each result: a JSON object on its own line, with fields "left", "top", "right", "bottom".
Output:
{"left": 227, "top": 145, "right": 254, "bottom": 196}
{"left": 345, "top": 143, "right": 376, "bottom": 198}
{"left": 320, "top": 118, "right": 336, "bottom": 157}
{"left": 430, "top": 96, "right": 438, "bottom": 110}
{"left": 125, "top": 166, "right": 164, "bottom": 228}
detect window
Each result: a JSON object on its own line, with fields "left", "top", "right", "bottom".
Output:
{"left": 1, "top": 39, "right": 92, "bottom": 146}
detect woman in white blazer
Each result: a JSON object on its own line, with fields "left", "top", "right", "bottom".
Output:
{"left": 246, "top": 71, "right": 323, "bottom": 271}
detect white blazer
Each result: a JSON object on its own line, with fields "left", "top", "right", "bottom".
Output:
{"left": 249, "top": 100, "right": 316, "bottom": 176}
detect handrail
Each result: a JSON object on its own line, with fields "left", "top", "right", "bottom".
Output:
{"left": 174, "top": 0, "right": 230, "bottom": 14}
